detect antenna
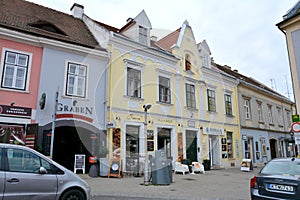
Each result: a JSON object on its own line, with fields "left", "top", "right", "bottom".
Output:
{"left": 285, "top": 75, "right": 291, "bottom": 99}
{"left": 270, "top": 78, "right": 277, "bottom": 91}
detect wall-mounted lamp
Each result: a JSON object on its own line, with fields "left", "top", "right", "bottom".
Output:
{"left": 73, "top": 100, "right": 78, "bottom": 106}
{"left": 10, "top": 102, "right": 15, "bottom": 106}
{"left": 200, "top": 126, "right": 203, "bottom": 129}
{"left": 116, "top": 116, "right": 121, "bottom": 120}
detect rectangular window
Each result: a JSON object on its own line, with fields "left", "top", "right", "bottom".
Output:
{"left": 1, "top": 50, "right": 29, "bottom": 90}
{"left": 186, "top": 83, "right": 196, "bottom": 108}
{"left": 159, "top": 76, "right": 171, "bottom": 103}
{"left": 267, "top": 104, "right": 273, "bottom": 124}
{"left": 277, "top": 107, "right": 283, "bottom": 126}
{"left": 244, "top": 98, "right": 251, "bottom": 119}
{"left": 127, "top": 67, "right": 141, "bottom": 98}
{"left": 139, "top": 26, "right": 147, "bottom": 45}
{"left": 66, "top": 62, "right": 87, "bottom": 97}
{"left": 257, "top": 101, "right": 263, "bottom": 122}
{"left": 207, "top": 89, "right": 216, "bottom": 112}
{"left": 286, "top": 110, "right": 291, "bottom": 128}
{"left": 224, "top": 94, "right": 232, "bottom": 116}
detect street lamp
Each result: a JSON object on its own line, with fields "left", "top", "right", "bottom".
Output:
{"left": 143, "top": 104, "right": 151, "bottom": 185}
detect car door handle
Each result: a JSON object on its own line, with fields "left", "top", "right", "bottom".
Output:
{"left": 7, "top": 178, "right": 19, "bottom": 183}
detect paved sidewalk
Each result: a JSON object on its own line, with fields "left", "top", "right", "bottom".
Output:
{"left": 80, "top": 167, "right": 261, "bottom": 200}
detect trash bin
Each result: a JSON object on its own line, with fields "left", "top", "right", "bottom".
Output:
{"left": 88, "top": 156, "right": 99, "bottom": 177}
{"left": 203, "top": 159, "right": 211, "bottom": 171}
{"left": 167, "top": 157, "right": 173, "bottom": 183}
{"left": 151, "top": 150, "right": 171, "bottom": 185}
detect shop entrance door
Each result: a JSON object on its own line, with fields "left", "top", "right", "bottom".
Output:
{"left": 186, "top": 130, "right": 197, "bottom": 162}
{"left": 209, "top": 135, "right": 221, "bottom": 166}
{"left": 158, "top": 128, "right": 171, "bottom": 157}
{"left": 270, "top": 139, "right": 278, "bottom": 159}
{"left": 125, "top": 125, "right": 140, "bottom": 175}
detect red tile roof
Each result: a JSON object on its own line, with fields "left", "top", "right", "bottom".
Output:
{"left": 156, "top": 28, "right": 181, "bottom": 52}
{"left": 0, "top": 0, "right": 99, "bottom": 48}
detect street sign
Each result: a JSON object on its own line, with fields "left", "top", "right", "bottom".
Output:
{"left": 293, "top": 114, "right": 300, "bottom": 122}
{"left": 292, "top": 122, "right": 300, "bottom": 133}
{"left": 295, "top": 136, "right": 300, "bottom": 145}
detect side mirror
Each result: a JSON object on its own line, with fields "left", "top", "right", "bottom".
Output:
{"left": 39, "top": 167, "right": 48, "bottom": 174}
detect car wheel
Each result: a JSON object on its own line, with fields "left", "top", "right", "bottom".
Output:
{"left": 60, "top": 189, "right": 85, "bottom": 200}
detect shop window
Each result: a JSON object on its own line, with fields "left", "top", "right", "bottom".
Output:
{"left": 127, "top": 67, "right": 141, "bottom": 98}
{"left": 255, "top": 141, "right": 260, "bottom": 160}
{"left": 207, "top": 89, "right": 216, "bottom": 112}
{"left": 1, "top": 50, "right": 30, "bottom": 91}
{"left": 224, "top": 94, "right": 232, "bottom": 116}
{"left": 261, "top": 138, "right": 267, "bottom": 157}
{"left": 66, "top": 62, "right": 87, "bottom": 98}
{"left": 185, "top": 54, "right": 191, "bottom": 71}
{"left": 227, "top": 132, "right": 233, "bottom": 159}
{"left": 159, "top": 76, "right": 171, "bottom": 103}
{"left": 186, "top": 83, "right": 196, "bottom": 108}
{"left": 147, "top": 130, "right": 154, "bottom": 152}
{"left": 244, "top": 140, "right": 250, "bottom": 159}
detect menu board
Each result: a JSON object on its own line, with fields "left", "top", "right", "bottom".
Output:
{"left": 74, "top": 154, "right": 85, "bottom": 174}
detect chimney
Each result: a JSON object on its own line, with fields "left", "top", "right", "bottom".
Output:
{"left": 70, "top": 3, "right": 84, "bottom": 19}
{"left": 151, "top": 36, "right": 157, "bottom": 42}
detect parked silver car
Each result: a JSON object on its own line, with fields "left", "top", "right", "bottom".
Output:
{"left": 0, "top": 143, "right": 90, "bottom": 200}
{"left": 250, "top": 157, "right": 300, "bottom": 200}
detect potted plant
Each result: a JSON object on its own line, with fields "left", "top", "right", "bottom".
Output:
{"left": 99, "top": 146, "right": 109, "bottom": 177}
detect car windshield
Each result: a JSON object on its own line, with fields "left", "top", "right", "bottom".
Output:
{"left": 261, "top": 160, "right": 300, "bottom": 176}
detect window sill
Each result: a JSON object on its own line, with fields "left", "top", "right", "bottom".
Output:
{"left": 185, "top": 107, "right": 198, "bottom": 112}
{"left": 157, "top": 101, "right": 173, "bottom": 106}
{"left": 258, "top": 121, "right": 265, "bottom": 124}
{"left": 226, "top": 114, "right": 235, "bottom": 118}
{"left": 123, "top": 95, "right": 144, "bottom": 101}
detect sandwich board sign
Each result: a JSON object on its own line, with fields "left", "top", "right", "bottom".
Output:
{"left": 74, "top": 154, "right": 85, "bottom": 174}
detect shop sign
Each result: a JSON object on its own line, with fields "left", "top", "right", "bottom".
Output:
{"left": 202, "top": 127, "right": 225, "bottom": 135}
{"left": 0, "top": 105, "right": 31, "bottom": 117}
{"left": 187, "top": 120, "right": 195, "bottom": 128}
{"left": 57, "top": 103, "right": 93, "bottom": 115}
{"left": 107, "top": 121, "right": 116, "bottom": 128}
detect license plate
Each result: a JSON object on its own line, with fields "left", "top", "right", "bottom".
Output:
{"left": 267, "top": 184, "right": 294, "bottom": 192}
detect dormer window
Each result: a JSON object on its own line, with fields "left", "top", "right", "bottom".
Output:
{"left": 185, "top": 54, "right": 191, "bottom": 71}
{"left": 29, "top": 20, "right": 67, "bottom": 36}
{"left": 139, "top": 26, "right": 147, "bottom": 45}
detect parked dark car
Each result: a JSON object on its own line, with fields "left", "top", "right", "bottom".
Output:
{"left": 0, "top": 143, "right": 90, "bottom": 200}
{"left": 250, "top": 158, "right": 300, "bottom": 200}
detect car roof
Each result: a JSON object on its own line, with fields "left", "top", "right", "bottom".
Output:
{"left": 270, "top": 157, "right": 300, "bottom": 162}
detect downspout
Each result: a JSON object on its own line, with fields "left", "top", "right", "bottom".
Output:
{"left": 278, "top": 26, "right": 297, "bottom": 114}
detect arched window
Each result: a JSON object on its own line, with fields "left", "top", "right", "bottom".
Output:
{"left": 185, "top": 54, "right": 191, "bottom": 71}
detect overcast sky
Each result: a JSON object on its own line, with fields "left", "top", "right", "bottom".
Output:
{"left": 28, "top": 0, "right": 297, "bottom": 100}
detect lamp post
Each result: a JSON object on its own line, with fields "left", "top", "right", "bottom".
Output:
{"left": 50, "top": 91, "right": 59, "bottom": 159}
{"left": 143, "top": 104, "right": 151, "bottom": 185}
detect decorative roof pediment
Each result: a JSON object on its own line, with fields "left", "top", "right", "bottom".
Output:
{"left": 134, "top": 10, "right": 152, "bottom": 29}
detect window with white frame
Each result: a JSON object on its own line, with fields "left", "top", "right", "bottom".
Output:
{"left": 185, "top": 83, "right": 196, "bottom": 108}
{"left": 286, "top": 110, "right": 291, "bottom": 128}
{"left": 277, "top": 107, "right": 283, "bottom": 126}
{"left": 1, "top": 50, "right": 30, "bottom": 90}
{"left": 244, "top": 98, "right": 251, "bottom": 119}
{"left": 66, "top": 62, "right": 87, "bottom": 97}
{"left": 159, "top": 76, "right": 171, "bottom": 103}
{"left": 139, "top": 26, "right": 147, "bottom": 45}
{"left": 257, "top": 101, "right": 263, "bottom": 122}
{"left": 127, "top": 67, "right": 141, "bottom": 98}
{"left": 267, "top": 104, "right": 273, "bottom": 124}
{"left": 224, "top": 94, "right": 232, "bottom": 116}
{"left": 207, "top": 89, "right": 216, "bottom": 112}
